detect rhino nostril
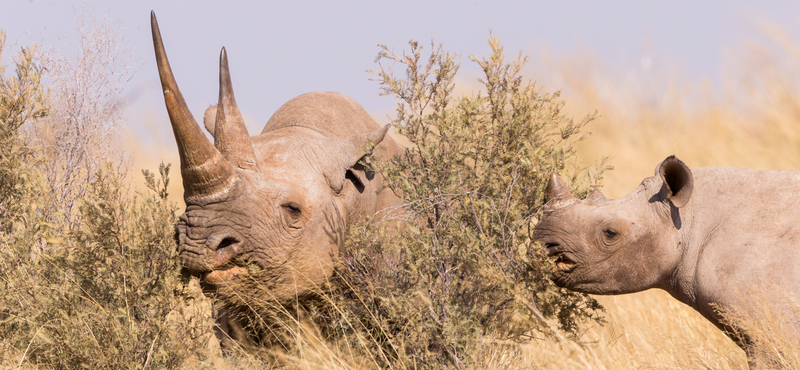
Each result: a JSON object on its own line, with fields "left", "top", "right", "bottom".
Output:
{"left": 544, "top": 242, "right": 561, "bottom": 256}
{"left": 206, "top": 234, "right": 239, "bottom": 251}
{"left": 207, "top": 237, "right": 241, "bottom": 267}
{"left": 218, "top": 238, "right": 236, "bottom": 250}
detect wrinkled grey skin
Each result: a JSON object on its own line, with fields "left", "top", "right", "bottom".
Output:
{"left": 150, "top": 13, "right": 402, "bottom": 319}
{"left": 535, "top": 155, "right": 800, "bottom": 358}
{"left": 178, "top": 93, "right": 402, "bottom": 301}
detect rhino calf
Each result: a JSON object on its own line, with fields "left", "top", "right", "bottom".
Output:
{"left": 534, "top": 155, "right": 800, "bottom": 356}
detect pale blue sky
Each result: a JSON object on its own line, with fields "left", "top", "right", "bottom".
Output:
{"left": 3, "top": 1, "right": 800, "bottom": 145}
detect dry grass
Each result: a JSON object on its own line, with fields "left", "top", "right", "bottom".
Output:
{"left": 208, "top": 291, "right": 750, "bottom": 369}
{"left": 719, "top": 288, "right": 800, "bottom": 369}
{"left": 551, "top": 25, "right": 800, "bottom": 196}
{"left": 514, "top": 292, "right": 746, "bottom": 369}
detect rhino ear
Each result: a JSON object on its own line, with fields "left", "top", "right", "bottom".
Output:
{"left": 656, "top": 155, "right": 693, "bottom": 208}
{"left": 587, "top": 188, "right": 607, "bottom": 202}
{"left": 327, "top": 124, "right": 391, "bottom": 193}
{"left": 204, "top": 105, "right": 217, "bottom": 137}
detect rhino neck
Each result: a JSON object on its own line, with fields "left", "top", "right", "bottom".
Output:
{"left": 659, "top": 169, "right": 739, "bottom": 331}
{"left": 656, "top": 195, "right": 704, "bottom": 312}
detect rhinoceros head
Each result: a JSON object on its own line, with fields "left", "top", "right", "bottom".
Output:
{"left": 151, "top": 13, "right": 389, "bottom": 303}
{"left": 534, "top": 156, "right": 694, "bottom": 294}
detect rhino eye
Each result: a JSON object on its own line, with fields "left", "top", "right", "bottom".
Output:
{"left": 282, "top": 203, "right": 302, "bottom": 218}
{"left": 603, "top": 229, "right": 618, "bottom": 239}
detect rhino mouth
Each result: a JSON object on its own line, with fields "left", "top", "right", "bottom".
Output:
{"left": 205, "top": 237, "right": 248, "bottom": 285}
{"left": 545, "top": 242, "right": 576, "bottom": 272}
{"left": 202, "top": 266, "right": 248, "bottom": 285}
{"left": 183, "top": 236, "right": 250, "bottom": 286}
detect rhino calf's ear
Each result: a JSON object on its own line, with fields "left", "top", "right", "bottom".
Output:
{"left": 656, "top": 155, "right": 693, "bottom": 208}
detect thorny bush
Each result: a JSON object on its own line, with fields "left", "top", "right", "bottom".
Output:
{"left": 315, "top": 37, "right": 609, "bottom": 368}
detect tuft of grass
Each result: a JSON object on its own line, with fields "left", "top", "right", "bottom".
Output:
{"left": 717, "top": 288, "right": 800, "bottom": 369}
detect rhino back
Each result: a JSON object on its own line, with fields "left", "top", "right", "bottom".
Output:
{"left": 262, "top": 91, "right": 381, "bottom": 139}
{"left": 260, "top": 91, "right": 403, "bottom": 162}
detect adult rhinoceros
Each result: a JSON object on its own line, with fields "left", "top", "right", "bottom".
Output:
{"left": 150, "top": 12, "right": 401, "bottom": 317}
{"left": 534, "top": 155, "right": 800, "bottom": 363}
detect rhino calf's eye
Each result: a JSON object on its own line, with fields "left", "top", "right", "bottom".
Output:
{"left": 603, "top": 229, "right": 618, "bottom": 238}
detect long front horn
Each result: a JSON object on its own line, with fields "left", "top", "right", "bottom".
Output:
{"left": 151, "top": 11, "right": 236, "bottom": 200}
{"left": 215, "top": 47, "right": 257, "bottom": 170}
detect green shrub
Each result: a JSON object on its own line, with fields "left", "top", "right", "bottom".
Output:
{"left": 0, "top": 30, "right": 215, "bottom": 369}
{"left": 0, "top": 31, "right": 47, "bottom": 233}
{"left": 322, "top": 37, "right": 607, "bottom": 368}
{"left": 0, "top": 162, "right": 214, "bottom": 368}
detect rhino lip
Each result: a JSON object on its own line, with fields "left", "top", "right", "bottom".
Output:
{"left": 202, "top": 266, "right": 247, "bottom": 285}
{"left": 188, "top": 236, "right": 250, "bottom": 285}
{"left": 545, "top": 242, "right": 576, "bottom": 272}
